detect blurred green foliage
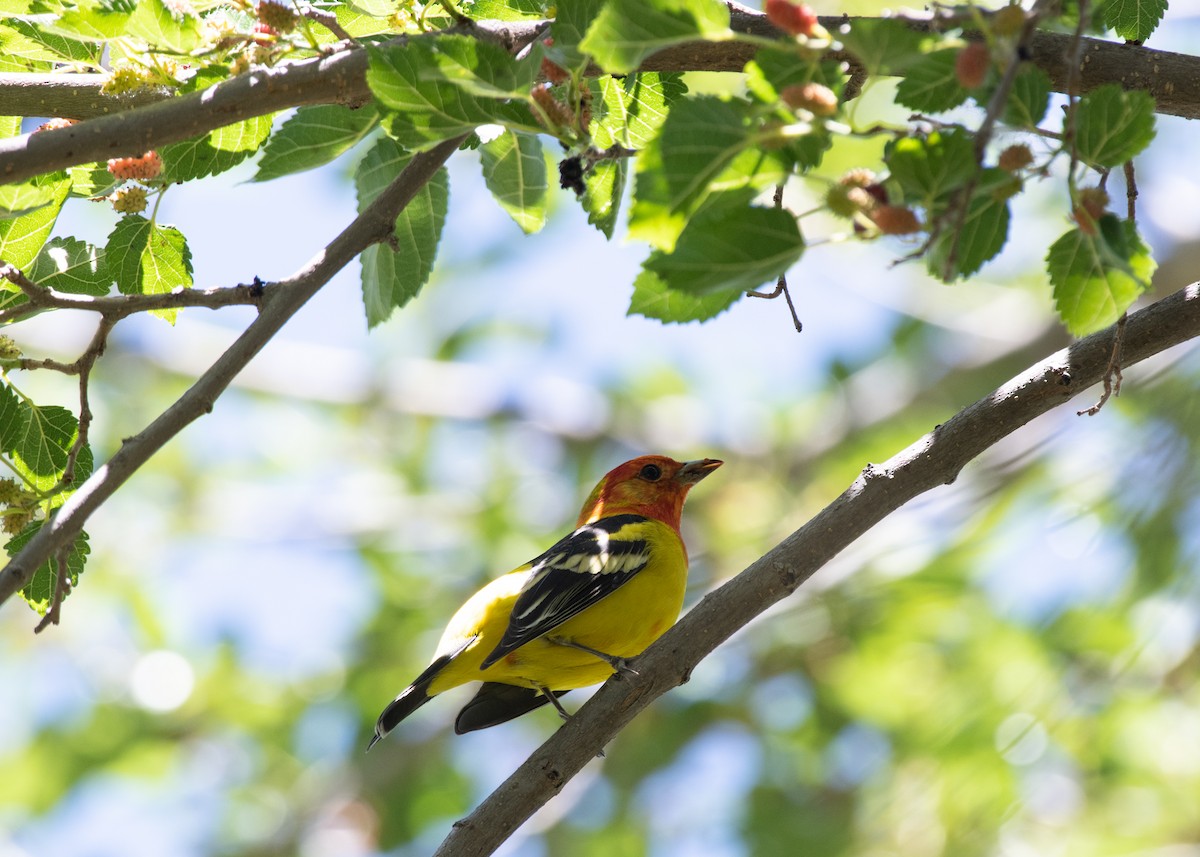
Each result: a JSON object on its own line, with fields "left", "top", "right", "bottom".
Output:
{"left": 2, "top": 262, "right": 1197, "bottom": 854}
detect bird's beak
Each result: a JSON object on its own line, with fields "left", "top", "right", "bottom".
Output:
{"left": 676, "top": 458, "right": 723, "bottom": 485}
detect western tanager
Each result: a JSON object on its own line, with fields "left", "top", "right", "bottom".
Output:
{"left": 368, "top": 454, "right": 722, "bottom": 748}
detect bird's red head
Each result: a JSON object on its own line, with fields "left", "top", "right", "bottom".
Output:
{"left": 576, "top": 455, "right": 723, "bottom": 533}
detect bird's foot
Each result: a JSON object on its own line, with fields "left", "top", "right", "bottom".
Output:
{"left": 546, "top": 636, "right": 639, "bottom": 677}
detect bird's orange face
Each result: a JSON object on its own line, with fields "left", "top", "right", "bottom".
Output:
{"left": 576, "top": 455, "right": 723, "bottom": 531}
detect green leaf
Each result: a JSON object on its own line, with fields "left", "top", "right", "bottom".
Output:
{"left": 10, "top": 403, "right": 89, "bottom": 491}
{"left": 68, "top": 162, "right": 121, "bottom": 198}
{"left": 2, "top": 17, "right": 100, "bottom": 63}
{"left": 465, "top": 0, "right": 550, "bottom": 20}
{"left": 580, "top": 0, "right": 731, "bottom": 75}
{"left": 254, "top": 105, "right": 379, "bottom": 182}
{"left": 628, "top": 268, "right": 740, "bottom": 323}
{"left": 744, "top": 46, "right": 820, "bottom": 103}
{"left": 368, "top": 42, "right": 539, "bottom": 149}
{"left": 0, "top": 381, "right": 22, "bottom": 453}
{"left": 895, "top": 49, "right": 969, "bottom": 113}
{"left": 162, "top": 115, "right": 273, "bottom": 183}
{"left": 29, "top": 237, "right": 110, "bottom": 295}
{"left": 645, "top": 193, "right": 804, "bottom": 294}
{"left": 106, "top": 216, "right": 193, "bottom": 323}
{"left": 591, "top": 71, "right": 686, "bottom": 149}
{"left": 332, "top": 3, "right": 395, "bottom": 37}
{"left": 8, "top": 523, "right": 90, "bottom": 616}
{"left": 627, "top": 142, "right": 686, "bottom": 250}
{"left": 355, "top": 138, "right": 449, "bottom": 327}
{"left": 107, "top": 216, "right": 152, "bottom": 294}
{"left": 49, "top": 2, "right": 133, "bottom": 41}
{"left": 423, "top": 34, "right": 534, "bottom": 99}
{"left": 838, "top": 18, "right": 927, "bottom": 76}
{"left": 480, "top": 130, "right": 547, "bottom": 234}
{"left": 549, "top": 0, "right": 605, "bottom": 69}
{"left": 1046, "top": 216, "right": 1154, "bottom": 335}
{"left": 581, "top": 158, "right": 626, "bottom": 239}
{"left": 0, "top": 178, "right": 70, "bottom": 271}
{"left": 657, "top": 94, "right": 768, "bottom": 212}
{"left": 126, "top": 0, "right": 200, "bottom": 53}
{"left": 886, "top": 129, "right": 977, "bottom": 206}
{"left": 1074, "top": 84, "right": 1156, "bottom": 168}
{"left": 1002, "top": 65, "right": 1051, "bottom": 128}
{"left": 927, "top": 170, "right": 1012, "bottom": 281}
{"left": 1102, "top": 0, "right": 1167, "bottom": 41}
{"left": 0, "top": 180, "right": 58, "bottom": 219}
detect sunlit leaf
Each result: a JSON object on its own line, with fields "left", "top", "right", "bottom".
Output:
{"left": 580, "top": 0, "right": 731, "bottom": 74}
{"left": 627, "top": 268, "right": 740, "bottom": 323}
{"left": 355, "top": 138, "right": 449, "bottom": 327}
{"left": 645, "top": 193, "right": 803, "bottom": 294}
{"left": 29, "top": 237, "right": 110, "bottom": 295}
{"left": 1046, "top": 216, "right": 1155, "bottom": 334}
{"left": 8, "top": 523, "right": 90, "bottom": 616}
{"left": 480, "top": 130, "right": 547, "bottom": 234}
{"left": 254, "top": 105, "right": 380, "bottom": 182}
{"left": 1074, "top": 84, "right": 1156, "bottom": 167}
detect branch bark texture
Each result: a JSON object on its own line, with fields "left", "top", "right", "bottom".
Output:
{"left": 0, "top": 134, "right": 467, "bottom": 608}
{"left": 430, "top": 281, "right": 1200, "bottom": 857}
{"left": 2, "top": 11, "right": 1199, "bottom": 185}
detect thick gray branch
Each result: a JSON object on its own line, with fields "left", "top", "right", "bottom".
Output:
{"left": 431, "top": 281, "right": 1200, "bottom": 857}
{"left": 0, "top": 134, "right": 467, "bottom": 608}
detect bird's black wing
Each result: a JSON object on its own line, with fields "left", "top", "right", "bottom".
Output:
{"left": 455, "top": 683, "right": 570, "bottom": 733}
{"left": 478, "top": 514, "right": 651, "bottom": 669}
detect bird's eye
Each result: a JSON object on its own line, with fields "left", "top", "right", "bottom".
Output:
{"left": 640, "top": 463, "right": 662, "bottom": 481}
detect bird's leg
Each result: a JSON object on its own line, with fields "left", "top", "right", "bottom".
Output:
{"left": 541, "top": 686, "right": 606, "bottom": 758}
{"left": 545, "top": 636, "right": 639, "bottom": 678}
{"left": 540, "top": 687, "right": 573, "bottom": 722}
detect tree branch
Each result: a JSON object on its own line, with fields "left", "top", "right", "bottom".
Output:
{"left": 0, "top": 18, "right": 545, "bottom": 184}
{"left": 0, "top": 265, "right": 267, "bottom": 325}
{"left": 0, "top": 133, "right": 467, "bottom": 610}
{"left": 431, "top": 280, "right": 1200, "bottom": 857}
{"left": 3, "top": 11, "right": 1199, "bottom": 185}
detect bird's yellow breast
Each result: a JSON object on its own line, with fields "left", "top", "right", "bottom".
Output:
{"left": 427, "top": 519, "right": 688, "bottom": 695}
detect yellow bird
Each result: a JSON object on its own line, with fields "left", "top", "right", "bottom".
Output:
{"left": 368, "top": 455, "right": 722, "bottom": 747}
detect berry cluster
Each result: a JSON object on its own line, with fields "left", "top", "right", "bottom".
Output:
{"left": 826, "top": 170, "right": 922, "bottom": 236}
{"left": 255, "top": 0, "right": 297, "bottom": 34}
{"left": 111, "top": 186, "right": 150, "bottom": 214}
{"left": 764, "top": 0, "right": 820, "bottom": 37}
{"left": 107, "top": 151, "right": 163, "bottom": 182}
{"left": 780, "top": 82, "right": 838, "bottom": 117}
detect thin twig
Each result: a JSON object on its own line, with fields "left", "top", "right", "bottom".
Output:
{"left": 0, "top": 265, "right": 267, "bottom": 325}
{"left": 300, "top": 3, "right": 358, "bottom": 44}
{"left": 32, "top": 543, "right": 73, "bottom": 633}
{"left": 745, "top": 184, "right": 803, "bottom": 332}
{"left": 1077, "top": 312, "right": 1127, "bottom": 415}
{"left": 61, "top": 317, "right": 116, "bottom": 488}
{"left": 1062, "top": 0, "right": 1091, "bottom": 186}
{"left": 746, "top": 277, "right": 803, "bottom": 332}
{"left": 1124, "top": 160, "right": 1138, "bottom": 220}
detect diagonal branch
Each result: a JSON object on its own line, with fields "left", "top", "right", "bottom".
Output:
{"left": 431, "top": 280, "right": 1200, "bottom": 857}
{"left": 0, "top": 133, "right": 467, "bottom": 610}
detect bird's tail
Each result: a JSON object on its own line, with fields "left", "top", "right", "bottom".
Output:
{"left": 367, "top": 640, "right": 471, "bottom": 751}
